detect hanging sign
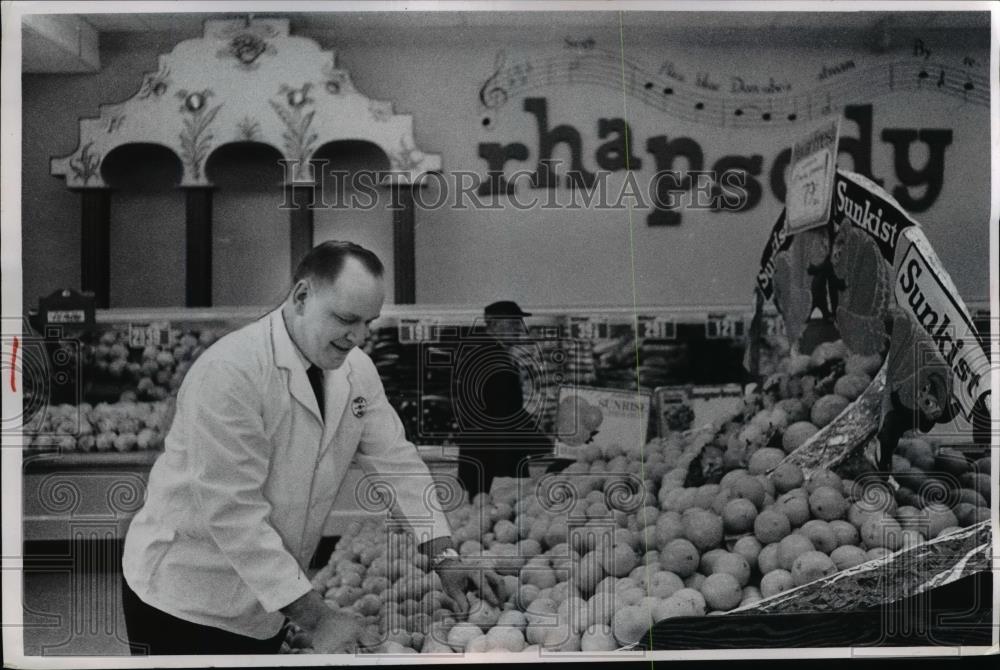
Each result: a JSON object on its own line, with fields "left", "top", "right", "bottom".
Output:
{"left": 786, "top": 117, "right": 841, "bottom": 234}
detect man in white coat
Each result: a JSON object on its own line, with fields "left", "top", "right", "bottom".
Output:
{"left": 122, "top": 241, "right": 502, "bottom": 654}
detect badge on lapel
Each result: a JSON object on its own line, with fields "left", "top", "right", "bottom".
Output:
{"left": 351, "top": 396, "right": 368, "bottom": 418}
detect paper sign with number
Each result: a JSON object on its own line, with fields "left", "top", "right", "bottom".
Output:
{"left": 128, "top": 321, "right": 172, "bottom": 349}
{"left": 566, "top": 316, "right": 609, "bottom": 340}
{"left": 706, "top": 313, "right": 745, "bottom": 339}
{"left": 786, "top": 118, "right": 840, "bottom": 234}
{"left": 637, "top": 315, "right": 676, "bottom": 340}
{"left": 398, "top": 317, "right": 439, "bottom": 343}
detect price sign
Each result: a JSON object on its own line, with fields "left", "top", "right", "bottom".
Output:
{"left": 128, "top": 321, "right": 173, "bottom": 349}
{"left": 705, "top": 313, "right": 746, "bottom": 340}
{"left": 786, "top": 118, "right": 840, "bottom": 234}
{"left": 763, "top": 314, "right": 786, "bottom": 338}
{"left": 637, "top": 315, "right": 676, "bottom": 340}
{"left": 47, "top": 310, "right": 86, "bottom": 324}
{"left": 566, "top": 316, "right": 609, "bottom": 340}
{"left": 38, "top": 288, "right": 96, "bottom": 331}
{"left": 398, "top": 318, "right": 440, "bottom": 343}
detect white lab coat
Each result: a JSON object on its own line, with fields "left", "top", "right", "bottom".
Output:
{"left": 122, "top": 309, "right": 451, "bottom": 639}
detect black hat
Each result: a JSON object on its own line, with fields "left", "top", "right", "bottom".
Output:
{"left": 484, "top": 300, "right": 532, "bottom": 318}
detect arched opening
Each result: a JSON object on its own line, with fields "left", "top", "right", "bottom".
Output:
{"left": 311, "top": 140, "right": 397, "bottom": 302}
{"left": 205, "top": 142, "right": 290, "bottom": 307}
{"left": 101, "top": 143, "right": 184, "bottom": 307}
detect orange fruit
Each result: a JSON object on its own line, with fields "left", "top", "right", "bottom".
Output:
{"left": 771, "top": 462, "right": 805, "bottom": 493}
{"left": 828, "top": 519, "right": 860, "bottom": 547}
{"left": 777, "top": 534, "right": 816, "bottom": 571}
{"left": 790, "top": 550, "right": 837, "bottom": 586}
{"left": 660, "top": 539, "right": 700, "bottom": 577}
{"left": 723, "top": 498, "right": 758, "bottom": 534}
{"left": 684, "top": 572, "right": 707, "bottom": 591}
{"left": 700, "top": 573, "right": 742, "bottom": 612}
{"left": 805, "top": 469, "right": 843, "bottom": 495}
{"left": 580, "top": 624, "right": 617, "bottom": 651}
{"left": 830, "top": 545, "right": 868, "bottom": 570}
{"left": 748, "top": 448, "right": 786, "bottom": 475}
{"left": 810, "top": 394, "right": 850, "bottom": 428}
{"left": 447, "top": 622, "right": 484, "bottom": 651}
{"left": 924, "top": 505, "right": 960, "bottom": 538}
{"left": 757, "top": 543, "right": 780, "bottom": 574}
{"left": 682, "top": 509, "right": 724, "bottom": 552}
{"left": 782, "top": 422, "right": 819, "bottom": 453}
{"left": 599, "top": 544, "right": 639, "bottom": 578}
{"left": 710, "top": 552, "right": 751, "bottom": 588}
{"left": 691, "top": 485, "right": 720, "bottom": 510}
{"left": 671, "top": 587, "right": 707, "bottom": 615}
{"left": 647, "top": 571, "right": 684, "bottom": 599}
{"left": 729, "top": 477, "right": 766, "bottom": 509}
{"left": 699, "top": 548, "right": 728, "bottom": 575}
{"left": 798, "top": 520, "right": 838, "bottom": 553}
{"left": 760, "top": 569, "right": 795, "bottom": 598}
{"left": 654, "top": 512, "right": 685, "bottom": 546}
{"left": 866, "top": 547, "right": 891, "bottom": 561}
{"left": 754, "top": 509, "right": 792, "bottom": 544}
{"left": 860, "top": 514, "right": 903, "bottom": 551}
{"left": 808, "top": 486, "right": 848, "bottom": 521}
{"left": 775, "top": 492, "right": 811, "bottom": 527}
{"left": 611, "top": 605, "right": 652, "bottom": 645}
{"left": 732, "top": 536, "right": 763, "bottom": 571}
{"left": 652, "top": 596, "right": 692, "bottom": 622}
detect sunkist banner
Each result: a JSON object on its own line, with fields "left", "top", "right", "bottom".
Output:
{"left": 755, "top": 168, "right": 991, "bottom": 440}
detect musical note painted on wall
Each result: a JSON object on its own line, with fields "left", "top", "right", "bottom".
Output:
{"left": 476, "top": 49, "right": 989, "bottom": 129}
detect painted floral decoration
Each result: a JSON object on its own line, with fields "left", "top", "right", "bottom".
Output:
{"left": 217, "top": 32, "right": 276, "bottom": 69}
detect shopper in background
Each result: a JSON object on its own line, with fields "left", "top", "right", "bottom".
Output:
{"left": 454, "top": 301, "right": 552, "bottom": 499}
{"left": 121, "top": 241, "right": 503, "bottom": 655}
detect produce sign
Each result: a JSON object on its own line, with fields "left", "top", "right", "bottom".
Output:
{"left": 554, "top": 386, "right": 651, "bottom": 459}
{"left": 753, "top": 168, "right": 991, "bottom": 467}
{"left": 785, "top": 118, "right": 840, "bottom": 234}
{"left": 655, "top": 384, "right": 744, "bottom": 436}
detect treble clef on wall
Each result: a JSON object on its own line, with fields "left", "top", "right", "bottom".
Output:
{"left": 479, "top": 50, "right": 510, "bottom": 110}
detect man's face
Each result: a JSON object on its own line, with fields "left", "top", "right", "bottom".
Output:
{"left": 288, "top": 258, "right": 385, "bottom": 369}
{"left": 487, "top": 317, "right": 525, "bottom": 339}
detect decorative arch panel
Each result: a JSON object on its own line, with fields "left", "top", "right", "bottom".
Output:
{"left": 51, "top": 18, "right": 442, "bottom": 188}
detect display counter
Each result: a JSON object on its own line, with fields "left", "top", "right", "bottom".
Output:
{"left": 22, "top": 446, "right": 460, "bottom": 542}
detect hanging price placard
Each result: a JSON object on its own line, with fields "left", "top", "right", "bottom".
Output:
{"left": 566, "top": 316, "right": 610, "bottom": 340}
{"left": 637, "top": 315, "right": 676, "bottom": 340}
{"left": 786, "top": 117, "right": 840, "bottom": 234}
{"left": 705, "top": 313, "right": 746, "bottom": 340}
{"left": 398, "top": 317, "right": 440, "bottom": 343}
{"left": 128, "top": 321, "right": 174, "bottom": 349}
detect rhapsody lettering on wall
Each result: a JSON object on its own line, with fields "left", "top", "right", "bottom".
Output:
{"left": 477, "top": 98, "right": 952, "bottom": 226}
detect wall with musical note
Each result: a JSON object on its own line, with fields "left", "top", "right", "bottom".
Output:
{"left": 22, "top": 23, "right": 991, "bottom": 310}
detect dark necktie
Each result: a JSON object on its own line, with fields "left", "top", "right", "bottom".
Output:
{"left": 306, "top": 365, "right": 325, "bottom": 420}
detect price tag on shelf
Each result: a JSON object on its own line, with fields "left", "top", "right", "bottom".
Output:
{"left": 398, "top": 317, "right": 440, "bottom": 344}
{"left": 637, "top": 315, "right": 676, "bottom": 340}
{"left": 786, "top": 117, "right": 840, "bottom": 234}
{"left": 128, "top": 321, "right": 173, "bottom": 349}
{"left": 705, "top": 313, "right": 746, "bottom": 340}
{"left": 566, "top": 316, "right": 609, "bottom": 341}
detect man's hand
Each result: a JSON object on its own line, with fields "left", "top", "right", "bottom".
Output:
{"left": 435, "top": 558, "right": 507, "bottom": 614}
{"left": 309, "top": 610, "right": 380, "bottom": 654}
{"left": 281, "top": 589, "right": 378, "bottom": 653}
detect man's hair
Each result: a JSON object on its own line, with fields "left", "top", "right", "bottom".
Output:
{"left": 292, "top": 240, "right": 384, "bottom": 285}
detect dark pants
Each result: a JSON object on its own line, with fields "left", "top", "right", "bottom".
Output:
{"left": 121, "top": 576, "right": 286, "bottom": 655}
